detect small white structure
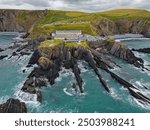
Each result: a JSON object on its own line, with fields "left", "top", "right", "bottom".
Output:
{"left": 52, "top": 30, "right": 82, "bottom": 42}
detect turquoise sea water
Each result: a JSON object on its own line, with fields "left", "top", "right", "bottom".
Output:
{"left": 0, "top": 33, "right": 150, "bottom": 113}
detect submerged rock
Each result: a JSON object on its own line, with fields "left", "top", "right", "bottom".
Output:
{"left": 0, "top": 48, "right": 4, "bottom": 52}
{"left": 0, "top": 98, "right": 27, "bottom": 113}
{"left": 20, "top": 51, "right": 31, "bottom": 56}
{"left": 36, "top": 91, "right": 42, "bottom": 103}
{"left": 0, "top": 55, "right": 8, "bottom": 60}
{"left": 35, "top": 78, "right": 47, "bottom": 88}
{"left": 72, "top": 83, "right": 77, "bottom": 92}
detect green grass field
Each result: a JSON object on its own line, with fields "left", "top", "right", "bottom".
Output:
{"left": 16, "top": 9, "right": 150, "bottom": 38}
{"left": 40, "top": 40, "right": 89, "bottom": 49}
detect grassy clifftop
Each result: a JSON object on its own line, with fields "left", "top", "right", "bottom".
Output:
{"left": 30, "top": 9, "right": 150, "bottom": 38}
{"left": 98, "top": 9, "right": 150, "bottom": 21}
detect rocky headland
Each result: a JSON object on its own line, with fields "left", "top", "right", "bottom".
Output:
{"left": 0, "top": 36, "right": 150, "bottom": 112}
{"left": 0, "top": 9, "right": 150, "bottom": 112}
{"left": 11, "top": 39, "right": 149, "bottom": 106}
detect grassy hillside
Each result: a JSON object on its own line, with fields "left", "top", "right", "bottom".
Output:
{"left": 31, "top": 10, "right": 100, "bottom": 38}
{"left": 15, "top": 10, "right": 48, "bottom": 32}
{"left": 98, "top": 9, "right": 150, "bottom": 21}
{"left": 13, "top": 9, "right": 150, "bottom": 38}
{"left": 40, "top": 39, "right": 89, "bottom": 48}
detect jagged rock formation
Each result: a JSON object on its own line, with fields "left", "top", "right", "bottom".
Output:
{"left": 132, "top": 48, "right": 150, "bottom": 54}
{"left": 89, "top": 40, "right": 144, "bottom": 68}
{"left": 0, "top": 55, "right": 8, "bottom": 60}
{"left": 1, "top": 9, "right": 150, "bottom": 112}
{"left": 18, "top": 39, "right": 150, "bottom": 105}
{"left": 0, "top": 98, "right": 27, "bottom": 113}
{"left": 38, "top": 57, "right": 52, "bottom": 70}
{"left": 0, "top": 48, "right": 4, "bottom": 52}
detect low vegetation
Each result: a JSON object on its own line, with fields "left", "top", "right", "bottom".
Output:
{"left": 65, "top": 41, "right": 89, "bottom": 48}
{"left": 40, "top": 40, "right": 89, "bottom": 49}
{"left": 40, "top": 40, "right": 64, "bottom": 47}
{"left": 14, "top": 9, "right": 150, "bottom": 38}
{"left": 98, "top": 9, "right": 150, "bottom": 21}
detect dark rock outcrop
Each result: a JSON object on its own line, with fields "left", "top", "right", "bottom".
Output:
{"left": 79, "top": 48, "right": 110, "bottom": 93}
{"left": 28, "top": 49, "right": 41, "bottom": 65}
{"left": 21, "top": 77, "right": 36, "bottom": 94}
{"left": 20, "top": 51, "right": 31, "bottom": 56}
{"left": 0, "top": 48, "right": 4, "bottom": 52}
{"left": 90, "top": 40, "right": 144, "bottom": 68}
{"left": 0, "top": 98, "right": 27, "bottom": 113}
{"left": 132, "top": 48, "right": 150, "bottom": 54}
{"left": 70, "top": 58, "right": 84, "bottom": 93}
{"left": 0, "top": 55, "right": 8, "bottom": 60}
{"left": 36, "top": 91, "right": 42, "bottom": 103}
{"left": 38, "top": 57, "right": 52, "bottom": 70}
{"left": 20, "top": 39, "right": 149, "bottom": 105}
{"left": 72, "top": 83, "right": 78, "bottom": 92}
{"left": 106, "top": 70, "right": 150, "bottom": 104}
{"left": 21, "top": 32, "right": 30, "bottom": 39}
{"left": 22, "top": 76, "right": 47, "bottom": 94}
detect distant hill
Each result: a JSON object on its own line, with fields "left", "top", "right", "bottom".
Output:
{"left": 0, "top": 9, "right": 150, "bottom": 38}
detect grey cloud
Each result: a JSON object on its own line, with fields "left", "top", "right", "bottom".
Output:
{"left": 0, "top": 0, "right": 50, "bottom": 7}
{"left": 0, "top": 0, "right": 149, "bottom": 12}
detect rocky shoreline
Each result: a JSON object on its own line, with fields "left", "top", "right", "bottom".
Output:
{"left": 17, "top": 38, "right": 150, "bottom": 106}
{"left": 0, "top": 36, "right": 150, "bottom": 113}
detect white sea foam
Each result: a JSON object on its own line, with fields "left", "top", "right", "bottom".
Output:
{"left": 135, "top": 81, "right": 144, "bottom": 88}
{"left": 14, "top": 81, "right": 40, "bottom": 107}
{"left": 15, "top": 90, "right": 38, "bottom": 103}
{"left": 133, "top": 98, "right": 150, "bottom": 110}
{"left": 126, "top": 87, "right": 150, "bottom": 110}
{"left": 78, "top": 61, "right": 88, "bottom": 73}
{"left": 116, "top": 37, "right": 150, "bottom": 42}
{"left": 55, "top": 67, "right": 74, "bottom": 82}
{"left": 63, "top": 88, "right": 73, "bottom": 96}
{"left": 0, "top": 96, "right": 10, "bottom": 104}
{"left": 110, "top": 88, "right": 121, "bottom": 101}
{"left": 20, "top": 64, "right": 34, "bottom": 74}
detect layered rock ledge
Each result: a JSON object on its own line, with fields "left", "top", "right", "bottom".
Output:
{"left": 0, "top": 98, "right": 27, "bottom": 113}
{"left": 19, "top": 39, "right": 150, "bottom": 105}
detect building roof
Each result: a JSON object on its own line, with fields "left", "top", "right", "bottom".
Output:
{"left": 55, "top": 34, "right": 79, "bottom": 40}
{"left": 56, "top": 30, "right": 81, "bottom": 34}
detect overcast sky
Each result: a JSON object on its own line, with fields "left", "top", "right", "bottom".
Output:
{"left": 0, "top": 0, "right": 149, "bottom": 12}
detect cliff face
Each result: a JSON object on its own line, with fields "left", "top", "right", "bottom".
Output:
{"left": 0, "top": 10, "right": 23, "bottom": 32}
{"left": 0, "top": 10, "right": 47, "bottom": 32}
{"left": 94, "top": 19, "right": 150, "bottom": 37}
